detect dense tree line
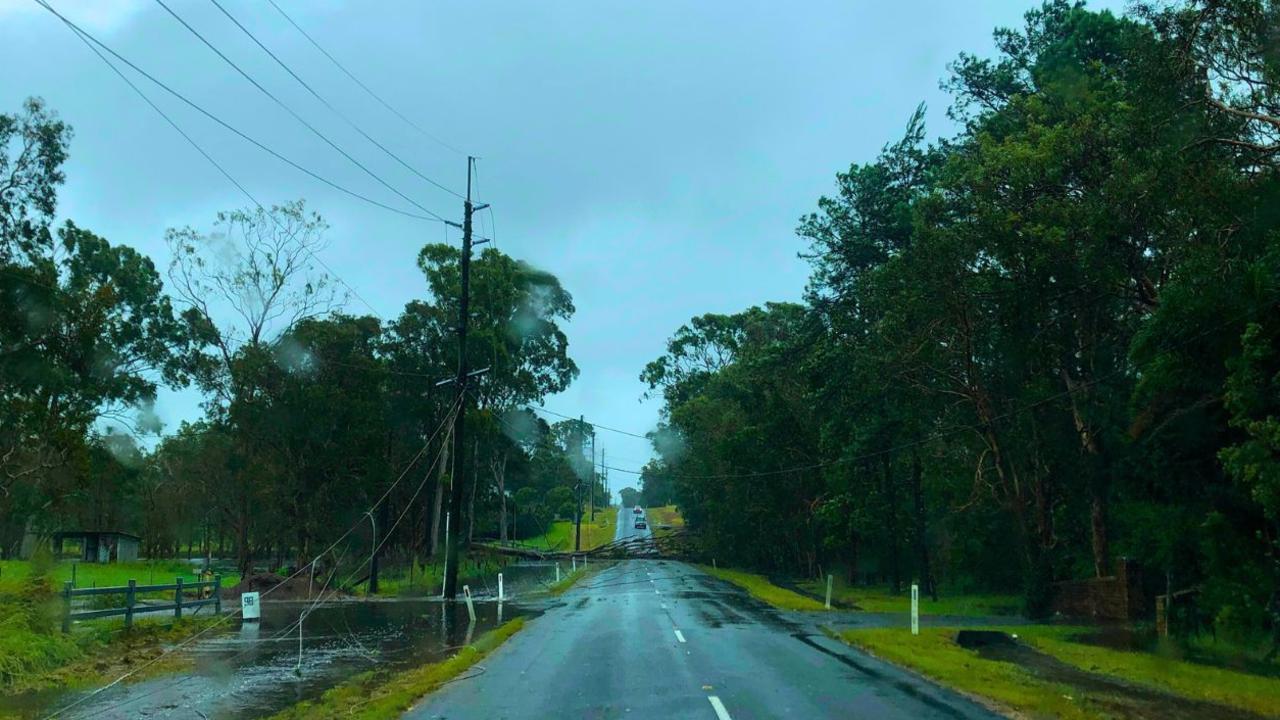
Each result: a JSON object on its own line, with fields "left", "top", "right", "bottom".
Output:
{"left": 642, "top": 0, "right": 1280, "bottom": 636}
{"left": 0, "top": 99, "right": 604, "bottom": 578}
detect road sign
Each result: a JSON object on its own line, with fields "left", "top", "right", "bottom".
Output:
{"left": 242, "top": 591, "right": 261, "bottom": 621}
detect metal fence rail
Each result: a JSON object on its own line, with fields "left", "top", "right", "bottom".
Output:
{"left": 62, "top": 576, "right": 222, "bottom": 632}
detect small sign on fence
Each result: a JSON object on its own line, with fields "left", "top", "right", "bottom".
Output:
{"left": 242, "top": 591, "right": 261, "bottom": 621}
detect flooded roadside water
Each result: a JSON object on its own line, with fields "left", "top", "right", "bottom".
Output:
{"left": 1, "top": 562, "right": 560, "bottom": 720}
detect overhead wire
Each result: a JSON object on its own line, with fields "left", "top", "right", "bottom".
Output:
{"left": 264, "top": 0, "right": 469, "bottom": 158}
{"left": 32, "top": 0, "right": 438, "bottom": 227}
{"left": 151, "top": 0, "right": 449, "bottom": 223}
{"left": 206, "top": 0, "right": 464, "bottom": 201}
{"left": 31, "top": 5, "right": 474, "bottom": 716}
{"left": 46, "top": 394, "right": 463, "bottom": 720}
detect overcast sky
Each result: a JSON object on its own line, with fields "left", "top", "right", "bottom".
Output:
{"left": 1, "top": 0, "right": 1122, "bottom": 491}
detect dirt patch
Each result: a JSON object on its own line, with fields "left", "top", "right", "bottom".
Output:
{"left": 221, "top": 572, "right": 344, "bottom": 601}
{"left": 978, "top": 642, "right": 1267, "bottom": 720}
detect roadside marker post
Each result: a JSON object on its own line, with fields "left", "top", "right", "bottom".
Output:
{"left": 242, "top": 591, "right": 261, "bottom": 621}
{"left": 440, "top": 512, "right": 451, "bottom": 599}
{"left": 498, "top": 573, "right": 504, "bottom": 601}
{"left": 572, "top": 555, "right": 577, "bottom": 573}
{"left": 910, "top": 583, "right": 919, "bottom": 635}
{"left": 463, "top": 585, "right": 476, "bottom": 623}
{"left": 556, "top": 563, "right": 561, "bottom": 583}
{"left": 825, "top": 574, "right": 833, "bottom": 610}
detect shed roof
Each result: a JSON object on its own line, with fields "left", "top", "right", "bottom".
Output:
{"left": 53, "top": 530, "right": 141, "bottom": 541}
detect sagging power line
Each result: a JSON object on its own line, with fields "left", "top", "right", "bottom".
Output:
{"left": 265, "top": 0, "right": 470, "bottom": 158}
{"left": 152, "top": 0, "right": 450, "bottom": 223}
{"left": 33, "top": 0, "right": 439, "bottom": 227}
{"left": 206, "top": 0, "right": 465, "bottom": 201}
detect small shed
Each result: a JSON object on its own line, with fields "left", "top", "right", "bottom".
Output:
{"left": 52, "top": 531, "right": 141, "bottom": 563}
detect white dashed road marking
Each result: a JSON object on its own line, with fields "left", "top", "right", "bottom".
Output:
{"left": 674, "top": 630, "right": 686, "bottom": 643}
{"left": 708, "top": 696, "right": 732, "bottom": 720}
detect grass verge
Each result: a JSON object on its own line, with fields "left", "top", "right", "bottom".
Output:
{"left": 539, "top": 508, "right": 617, "bottom": 552}
{"left": 1019, "top": 626, "right": 1280, "bottom": 717}
{"left": 796, "top": 577, "right": 1020, "bottom": 616}
{"left": 266, "top": 617, "right": 526, "bottom": 720}
{"left": 372, "top": 556, "right": 503, "bottom": 597}
{"left": 698, "top": 566, "right": 827, "bottom": 611}
{"left": 837, "top": 625, "right": 1280, "bottom": 719}
{"left": 838, "top": 627, "right": 1090, "bottom": 719}
{"left": 1, "top": 573, "right": 221, "bottom": 696}
{"left": 645, "top": 505, "right": 683, "bottom": 536}
{"left": 547, "top": 560, "right": 612, "bottom": 596}
{"left": 0, "top": 559, "right": 240, "bottom": 596}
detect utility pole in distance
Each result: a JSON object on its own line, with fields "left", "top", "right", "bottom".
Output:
{"left": 574, "top": 415, "right": 584, "bottom": 553}
{"left": 442, "top": 157, "right": 488, "bottom": 600}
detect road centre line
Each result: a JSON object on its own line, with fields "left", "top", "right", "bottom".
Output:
{"left": 708, "top": 696, "right": 732, "bottom": 720}
{"left": 675, "top": 629, "right": 686, "bottom": 643}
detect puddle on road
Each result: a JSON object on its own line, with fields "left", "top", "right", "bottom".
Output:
{"left": 1, "top": 563, "right": 558, "bottom": 720}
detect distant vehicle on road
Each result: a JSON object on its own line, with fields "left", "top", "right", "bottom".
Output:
{"left": 635, "top": 520, "right": 647, "bottom": 530}
{"left": 633, "top": 507, "right": 643, "bottom": 515}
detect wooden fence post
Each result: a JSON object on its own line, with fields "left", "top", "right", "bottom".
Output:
{"left": 213, "top": 575, "right": 222, "bottom": 614}
{"left": 62, "top": 581, "right": 73, "bottom": 633}
{"left": 125, "top": 579, "right": 136, "bottom": 630}
{"left": 175, "top": 577, "right": 184, "bottom": 620}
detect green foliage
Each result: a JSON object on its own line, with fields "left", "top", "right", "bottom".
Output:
{"left": 1, "top": 96, "right": 586, "bottom": 585}
{"left": 1, "top": 99, "right": 199, "bottom": 556}
{"left": 644, "top": 0, "right": 1280, "bottom": 643}
{"left": 0, "top": 574, "right": 79, "bottom": 690}
{"left": 618, "top": 487, "right": 639, "bottom": 508}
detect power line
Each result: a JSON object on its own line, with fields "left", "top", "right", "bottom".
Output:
{"left": 34, "top": 0, "right": 390, "bottom": 319}
{"left": 206, "top": 0, "right": 465, "bottom": 201}
{"left": 265, "top": 0, "right": 470, "bottom": 158}
{"left": 33, "top": 0, "right": 438, "bottom": 226}
{"left": 43, "top": 395, "right": 462, "bottom": 720}
{"left": 525, "top": 404, "right": 652, "bottom": 440}
{"left": 151, "top": 0, "right": 449, "bottom": 223}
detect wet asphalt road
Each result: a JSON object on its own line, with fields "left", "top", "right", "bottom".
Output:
{"left": 404, "top": 556, "right": 1001, "bottom": 719}
{"left": 616, "top": 505, "right": 653, "bottom": 544}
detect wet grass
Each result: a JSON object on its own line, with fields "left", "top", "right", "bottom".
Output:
{"left": 837, "top": 625, "right": 1280, "bottom": 719}
{"left": 698, "top": 566, "right": 828, "bottom": 611}
{"left": 796, "top": 577, "right": 1020, "bottom": 616}
{"left": 0, "top": 559, "right": 239, "bottom": 595}
{"left": 538, "top": 508, "right": 617, "bottom": 552}
{"left": 837, "top": 626, "right": 1092, "bottom": 719}
{"left": 1019, "top": 626, "right": 1280, "bottom": 716}
{"left": 645, "top": 505, "right": 683, "bottom": 537}
{"left": 372, "top": 556, "right": 503, "bottom": 597}
{"left": 546, "top": 560, "right": 611, "bottom": 597}
{"left": 265, "top": 617, "right": 526, "bottom": 720}
{"left": 0, "top": 572, "right": 223, "bottom": 696}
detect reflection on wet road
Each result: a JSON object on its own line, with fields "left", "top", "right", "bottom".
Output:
{"left": 407, "top": 560, "right": 1004, "bottom": 719}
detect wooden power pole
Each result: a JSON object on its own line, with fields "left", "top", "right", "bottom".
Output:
{"left": 442, "top": 157, "right": 487, "bottom": 600}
